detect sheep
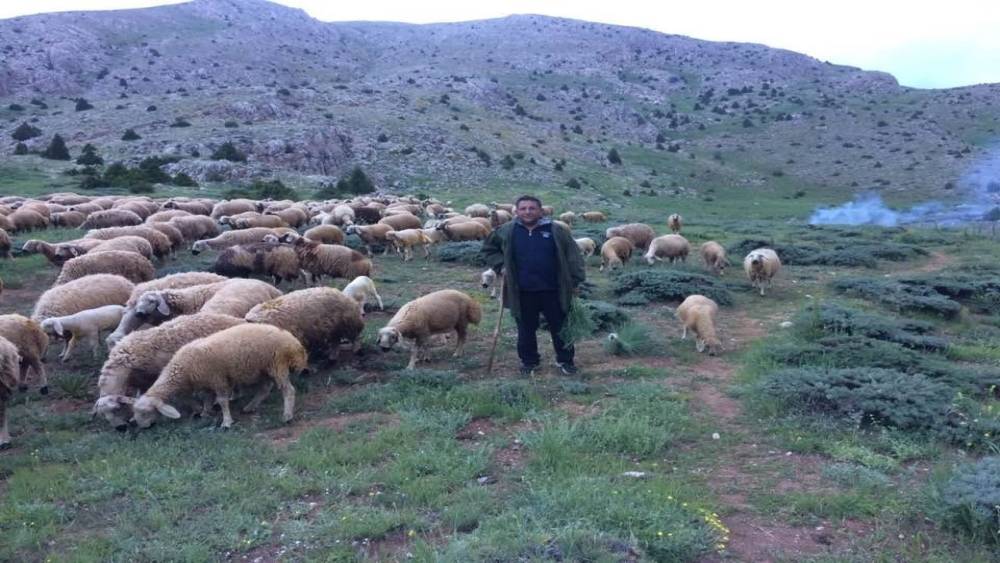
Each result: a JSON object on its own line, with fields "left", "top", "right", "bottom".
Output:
{"left": 89, "top": 235, "right": 154, "bottom": 260}
{"left": 558, "top": 211, "right": 577, "bottom": 225}
{"left": 55, "top": 250, "right": 155, "bottom": 285}
{"left": 18, "top": 201, "right": 51, "bottom": 219}
{"left": 0, "top": 229, "right": 10, "bottom": 259}
{"left": 108, "top": 272, "right": 229, "bottom": 347}
{"left": 0, "top": 214, "right": 13, "bottom": 233}
{"left": 378, "top": 213, "right": 422, "bottom": 231}
{"left": 605, "top": 223, "right": 657, "bottom": 251}
{"left": 344, "top": 223, "right": 395, "bottom": 256}
{"left": 163, "top": 200, "right": 212, "bottom": 215}
{"left": 191, "top": 227, "right": 295, "bottom": 254}
{"left": 581, "top": 211, "right": 607, "bottom": 223}
{"left": 437, "top": 221, "right": 491, "bottom": 242}
{"left": 0, "top": 315, "right": 49, "bottom": 394}
{"left": 40, "top": 305, "right": 125, "bottom": 362}
{"left": 744, "top": 248, "right": 781, "bottom": 296}
{"left": 465, "top": 203, "right": 490, "bottom": 218}
{"left": 488, "top": 209, "right": 512, "bottom": 228}
{"left": 700, "top": 241, "right": 729, "bottom": 276}
{"left": 232, "top": 214, "right": 289, "bottom": 230}
{"left": 50, "top": 211, "right": 87, "bottom": 228}
{"left": 328, "top": 204, "right": 356, "bottom": 226}
{"left": 377, "top": 289, "right": 482, "bottom": 369}
{"left": 47, "top": 193, "right": 91, "bottom": 206}
{"left": 21, "top": 239, "right": 103, "bottom": 266}
{"left": 167, "top": 215, "right": 220, "bottom": 241}
{"left": 145, "top": 210, "right": 192, "bottom": 223}
{"left": 424, "top": 202, "right": 448, "bottom": 218}
{"left": 341, "top": 275, "right": 384, "bottom": 317}
{"left": 303, "top": 224, "right": 345, "bottom": 245}
{"left": 675, "top": 295, "right": 722, "bottom": 355}
{"left": 128, "top": 324, "right": 306, "bottom": 429}
{"left": 644, "top": 234, "right": 691, "bottom": 265}
{"left": 600, "top": 236, "right": 635, "bottom": 271}
{"left": 575, "top": 237, "right": 597, "bottom": 258}
{"left": 385, "top": 229, "right": 434, "bottom": 260}
{"left": 94, "top": 313, "right": 247, "bottom": 429}
{"left": 123, "top": 282, "right": 230, "bottom": 332}
{"left": 420, "top": 227, "right": 448, "bottom": 247}
{"left": 265, "top": 207, "right": 308, "bottom": 228}
{"left": 480, "top": 268, "right": 500, "bottom": 298}
{"left": 246, "top": 287, "right": 364, "bottom": 361}
{"left": 81, "top": 209, "right": 144, "bottom": 230}
{"left": 145, "top": 222, "right": 185, "bottom": 256}
{"left": 491, "top": 202, "right": 514, "bottom": 213}
{"left": 350, "top": 205, "right": 383, "bottom": 225}
{"left": 68, "top": 202, "right": 103, "bottom": 216}
{"left": 8, "top": 208, "right": 48, "bottom": 232}
{"left": 667, "top": 213, "right": 683, "bottom": 234}
{"left": 136, "top": 279, "right": 281, "bottom": 328}
{"left": 84, "top": 226, "right": 172, "bottom": 260}
{"left": 212, "top": 242, "right": 301, "bottom": 285}
{"left": 32, "top": 274, "right": 134, "bottom": 324}
{"left": 280, "top": 233, "right": 372, "bottom": 283}
{"left": 114, "top": 200, "right": 158, "bottom": 220}
{"left": 211, "top": 199, "right": 257, "bottom": 220}
{"left": 0, "top": 336, "right": 20, "bottom": 448}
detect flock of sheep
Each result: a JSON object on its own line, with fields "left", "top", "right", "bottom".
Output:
{"left": 0, "top": 192, "right": 782, "bottom": 448}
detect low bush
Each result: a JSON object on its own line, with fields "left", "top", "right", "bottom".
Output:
{"left": 935, "top": 457, "right": 1000, "bottom": 544}
{"left": 831, "top": 278, "right": 962, "bottom": 318}
{"left": 612, "top": 269, "right": 733, "bottom": 305}
{"left": 604, "top": 322, "right": 656, "bottom": 356}
{"left": 436, "top": 241, "right": 486, "bottom": 265}
{"left": 797, "top": 302, "right": 946, "bottom": 350}
{"left": 727, "top": 237, "right": 925, "bottom": 269}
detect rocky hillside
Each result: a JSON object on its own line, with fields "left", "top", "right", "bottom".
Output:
{"left": 1, "top": 0, "right": 999, "bottom": 203}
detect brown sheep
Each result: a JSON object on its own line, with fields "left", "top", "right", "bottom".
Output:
{"left": 580, "top": 211, "right": 607, "bottom": 223}
{"left": 245, "top": 287, "right": 364, "bottom": 360}
{"left": 0, "top": 315, "right": 49, "bottom": 394}
{"left": 377, "top": 290, "right": 482, "bottom": 369}
{"left": 605, "top": 223, "right": 657, "bottom": 251}
{"left": 89, "top": 235, "right": 155, "bottom": 259}
{"left": 85, "top": 226, "right": 172, "bottom": 260}
{"left": 667, "top": 213, "right": 683, "bottom": 234}
{"left": 212, "top": 242, "right": 302, "bottom": 285}
{"left": 265, "top": 207, "right": 308, "bottom": 228}
{"left": 167, "top": 215, "right": 220, "bottom": 241}
{"left": 145, "top": 222, "right": 185, "bottom": 256}
{"left": 211, "top": 199, "right": 258, "bottom": 220}
{"left": 81, "top": 209, "right": 144, "bottom": 230}
{"left": 675, "top": 295, "right": 722, "bottom": 355}
{"left": 8, "top": 208, "right": 48, "bottom": 232}
{"left": 303, "top": 224, "right": 345, "bottom": 245}
{"left": 437, "top": 221, "right": 491, "bottom": 241}
{"left": 344, "top": 223, "right": 395, "bottom": 256}
{"left": 50, "top": 211, "right": 87, "bottom": 228}
{"left": 600, "top": 236, "right": 634, "bottom": 271}
{"left": 55, "top": 250, "right": 156, "bottom": 285}
{"left": 280, "top": 233, "right": 372, "bottom": 283}
{"left": 146, "top": 210, "right": 192, "bottom": 223}
{"left": 700, "top": 241, "right": 729, "bottom": 276}
{"left": 378, "top": 213, "right": 422, "bottom": 231}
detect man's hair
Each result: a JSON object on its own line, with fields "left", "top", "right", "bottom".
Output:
{"left": 514, "top": 195, "right": 542, "bottom": 208}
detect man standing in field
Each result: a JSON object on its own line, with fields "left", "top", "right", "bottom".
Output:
{"left": 481, "top": 195, "right": 586, "bottom": 376}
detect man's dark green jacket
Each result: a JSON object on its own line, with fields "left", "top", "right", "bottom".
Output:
{"left": 480, "top": 217, "right": 586, "bottom": 321}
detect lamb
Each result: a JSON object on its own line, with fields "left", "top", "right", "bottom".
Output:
{"left": 303, "top": 224, "right": 345, "bottom": 245}
{"left": 50, "top": 211, "right": 87, "bottom": 228}
{"left": 211, "top": 199, "right": 258, "bottom": 220}
{"left": 55, "top": 250, "right": 155, "bottom": 285}
{"left": 644, "top": 234, "right": 691, "bottom": 265}
{"left": 341, "top": 275, "right": 384, "bottom": 318}
{"left": 385, "top": 229, "right": 434, "bottom": 260}
{"left": 40, "top": 305, "right": 125, "bottom": 362}
{"left": 675, "top": 295, "right": 722, "bottom": 355}
{"left": 344, "top": 223, "right": 395, "bottom": 256}
{"left": 605, "top": 223, "right": 657, "bottom": 251}
{"left": 81, "top": 209, "right": 144, "bottom": 230}
{"left": 128, "top": 324, "right": 306, "bottom": 429}
{"left": 580, "top": 211, "right": 608, "bottom": 223}
{"left": 700, "top": 241, "right": 729, "bottom": 276}
{"left": 32, "top": 274, "right": 134, "bottom": 324}
{"left": 437, "top": 221, "right": 491, "bottom": 242}
{"left": 0, "top": 315, "right": 49, "bottom": 394}
{"left": 744, "top": 248, "right": 781, "bottom": 296}
{"left": 94, "top": 313, "right": 247, "bottom": 429}
{"left": 246, "top": 287, "right": 364, "bottom": 360}
{"left": 280, "top": 233, "right": 372, "bottom": 283}
{"left": 191, "top": 227, "right": 295, "bottom": 254}
{"left": 89, "top": 235, "right": 154, "bottom": 259}
{"left": 465, "top": 203, "right": 491, "bottom": 218}
{"left": 211, "top": 242, "right": 301, "bottom": 285}
{"left": 377, "top": 213, "right": 422, "bottom": 231}
{"left": 84, "top": 226, "right": 172, "bottom": 260}
{"left": 167, "top": 215, "right": 220, "bottom": 241}
{"left": 667, "top": 213, "right": 683, "bottom": 234}
{"left": 0, "top": 336, "right": 20, "bottom": 448}
{"left": 600, "top": 236, "right": 635, "bottom": 271}
{"left": 107, "top": 272, "right": 229, "bottom": 347}
{"left": 377, "top": 289, "right": 482, "bottom": 369}
{"left": 575, "top": 237, "right": 597, "bottom": 258}
{"left": 0, "top": 228, "right": 10, "bottom": 259}
{"left": 7, "top": 208, "right": 48, "bottom": 232}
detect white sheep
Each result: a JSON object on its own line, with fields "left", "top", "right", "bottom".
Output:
{"left": 744, "top": 248, "right": 781, "bottom": 296}
{"left": 667, "top": 213, "right": 683, "bottom": 234}
{"left": 465, "top": 203, "right": 491, "bottom": 218}
{"left": 342, "top": 276, "right": 384, "bottom": 317}
{"left": 280, "top": 233, "right": 372, "bottom": 283}
{"left": 0, "top": 336, "right": 21, "bottom": 448}
{"left": 245, "top": 287, "right": 365, "bottom": 359}
{"left": 605, "top": 223, "right": 657, "bottom": 251}
{"left": 575, "top": 237, "right": 597, "bottom": 258}
{"left": 108, "top": 272, "right": 229, "bottom": 347}
{"left": 0, "top": 314, "right": 49, "bottom": 394}
{"left": 644, "top": 234, "right": 691, "bottom": 265}
{"left": 600, "top": 237, "right": 634, "bottom": 271}
{"left": 127, "top": 324, "right": 307, "bottom": 429}
{"left": 675, "top": 295, "right": 722, "bottom": 354}
{"left": 55, "top": 250, "right": 155, "bottom": 285}
{"left": 377, "top": 289, "right": 482, "bottom": 369}
{"left": 190, "top": 227, "right": 295, "bottom": 254}
{"left": 700, "top": 241, "right": 729, "bottom": 276}
{"left": 40, "top": 305, "right": 125, "bottom": 362}
{"left": 479, "top": 268, "right": 504, "bottom": 298}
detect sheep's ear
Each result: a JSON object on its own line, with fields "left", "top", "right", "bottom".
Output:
{"left": 696, "top": 339, "right": 706, "bottom": 353}
{"left": 154, "top": 400, "right": 181, "bottom": 419}
{"left": 52, "top": 319, "right": 64, "bottom": 336}
{"left": 116, "top": 395, "right": 136, "bottom": 405}
{"left": 156, "top": 296, "right": 170, "bottom": 316}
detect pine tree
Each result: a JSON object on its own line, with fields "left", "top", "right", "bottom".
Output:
{"left": 75, "top": 98, "right": 94, "bottom": 111}
{"left": 13, "top": 142, "right": 28, "bottom": 155}
{"left": 607, "top": 148, "right": 622, "bottom": 165}
{"left": 76, "top": 143, "right": 104, "bottom": 166}
{"left": 12, "top": 122, "right": 42, "bottom": 141}
{"left": 121, "top": 128, "right": 141, "bottom": 141}
{"left": 347, "top": 166, "right": 375, "bottom": 194}
{"left": 211, "top": 141, "right": 246, "bottom": 162}
{"left": 41, "top": 134, "right": 71, "bottom": 160}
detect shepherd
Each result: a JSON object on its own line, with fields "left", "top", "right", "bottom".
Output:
{"left": 481, "top": 195, "right": 586, "bottom": 376}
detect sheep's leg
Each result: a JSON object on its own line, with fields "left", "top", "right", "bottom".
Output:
{"left": 60, "top": 334, "right": 78, "bottom": 362}
{"left": 453, "top": 324, "right": 467, "bottom": 357}
{"left": 88, "top": 331, "right": 102, "bottom": 358}
{"left": 406, "top": 340, "right": 422, "bottom": 370}
{"left": 421, "top": 245, "right": 431, "bottom": 259}
{"left": 681, "top": 325, "right": 688, "bottom": 340}
{"left": 271, "top": 370, "right": 296, "bottom": 423}
{"left": 198, "top": 395, "right": 215, "bottom": 418}
{"left": 242, "top": 381, "right": 274, "bottom": 413}
{"left": 0, "top": 401, "right": 10, "bottom": 449}
{"left": 217, "top": 394, "right": 235, "bottom": 428}
{"left": 374, "top": 290, "right": 384, "bottom": 311}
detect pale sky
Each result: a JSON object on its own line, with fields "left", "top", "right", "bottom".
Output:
{"left": 2, "top": 0, "right": 999, "bottom": 89}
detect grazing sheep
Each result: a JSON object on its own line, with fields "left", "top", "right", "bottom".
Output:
{"left": 55, "top": 250, "right": 155, "bottom": 285}
{"left": 145, "top": 210, "right": 192, "bottom": 223}
{"left": 385, "top": 229, "right": 434, "bottom": 260}
{"left": 19, "top": 201, "right": 52, "bottom": 219}
{"left": 32, "top": 274, "right": 134, "bottom": 325}
{"left": 667, "top": 213, "right": 683, "bottom": 234}
{"left": 424, "top": 202, "right": 448, "bottom": 218}
{"left": 163, "top": 200, "right": 212, "bottom": 215}
{"left": 125, "top": 282, "right": 231, "bottom": 331}
{"left": 675, "top": 295, "right": 722, "bottom": 355}
{"left": 81, "top": 209, "right": 144, "bottom": 230}
{"left": 40, "top": 305, "right": 125, "bottom": 362}
{"left": 211, "top": 199, "right": 258, "bottom": 220}
{"left": 600, "top": 236, "right": 635, "bottom": 271}
{"left": 0, "top": 336, "right": 20, "bottom": 448}
{"left": 8, "top": 208, "right": 48, "bottom": 232}
{"left": 605, "top": 223, "right": 657, "bottom": 251}
{"left": 558, "top": 211, "right": 576, "bottom": 225}
{"left": 480, "top": 268, "right": 500, "bottom": 298}
{"left": 378, "top": 213, "right": 422, "bottom": 231}
{"left": 0, "top": 229, "right": 10, "bottom": 259}
{"left": 341, "top": 275, "right": 384, "bottom": 317}
{"left": 575, "top": 237, "right": 597, "bottom": 258}
{"left": 265, "top": 207, "right": 308, "bottom": 228}
{"left": 108, "top": 272, "right": 229, "bottom": 347}
{"left": 128, "top": 324, "right": 306, "bottom": 429}
{"left": 68, "top": 202, "right": 103, "bottom": 216}
{"left": 0, "top": 315, "right": 49, "bottom": 394}
{"left": 211, "top": 242, "right": 301, "bottom": 285}
{"left": 377, "top": 289, "right": 482, "bottom": 369}
{"left": 700, "top": 241, "right": 729, "bottom": 276}
{"left": 280, "top": 233, "right": 372, "bottom": 283}
{"left": 167, "top": 215, "right": 220, "bottom": 241}
{"left": 48, "top": 194, "right": 91, "bottom": 206}
{"left": 437, "top": 221, "right": 491, "bottom": 242}
{"left": 303, "top": 224, "right": 345, "bottom": 245}
{"left": 89, "top": 235, "right": 154, "bottom": 259}
{"left": 644, "top": 234, "right": 691, "bottom": 265}
{"left": 233, "top": 214, "right": 289, "bottom": 230}
{"left": 488, "top": 209, "right": 513, "bottom": 228}
{"left": 344, "top": 223, "right": 395, "bottom": 256}
{"left": 246, "top": 287, "right": 364, "bottom": 360}
{"left": 50, "top": 211, "right": 87, "bottom": 228}
{"left": 0, "top": 215, "right": 13, "bottom": 233}
{"left": 21, "top": 239, "right": 103, "bottom": 266}
{"left": 420, "top": 227, "right": 447, "bottom": 248}
{"left": 191, "top": 227, "right": 295, "bottom": 254}
{"left": 350, "top": 205, "right": 383, "bottom": 225}
{"left": 744, "top": 248, "right": 781, "bottom": 296}
{"left": 198, "top": 279, "right": 283, "bottom": 318}
{"left": 465, "top": 203, "right": 490, "bottom": 218}
{"left": 84, "top": 226, "right": 172, "bottom": 260}
{"left": 580, "top": 211, "right": 607, "bottom": 223}
{"left": 114, "top": 200, "right": 157, "bottom": 220}
{"left": 94, "top": 313, "right": 247, "bottom": 429}
{"left": 145, "top": 222, "right": 185, "bottom": 256}
{"left": 328, "top": 204, "right": 356, "bottom": 226}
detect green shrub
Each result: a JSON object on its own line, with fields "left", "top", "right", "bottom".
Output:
{"left": 797, "top": 303, "right": 946, "bottom": 350}
{"left": 436, "top": 241, "right": 486, "bottom": 265}
{"left": 612, "top": 269, "right": 733, "bottom": 305}
{"left": 41, "top": 134, "right": 70, "bottom": 160}
{"left": 121, "top": 128, "right": 141, "bottom": 141}
{"left": 11, "top": 121, "right": 41, "bottom": 141}
{"left": 578, "top": 300, "right": 629, "bottom": 332}
{"left": 604, "top": 322, "right": 656, "bottom": 356}
{"left": 211, "top": 141, "right": 246, "bottom": 162}
{"left": 935, "top": 457, "right": 1000, "bottom": 544}
{"left": 832, "top": 278, "right": 962, "bottom": 318}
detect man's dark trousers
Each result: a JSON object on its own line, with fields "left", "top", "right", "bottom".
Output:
{"left": 517, "top": 290, "right": 574, "bottom": 367}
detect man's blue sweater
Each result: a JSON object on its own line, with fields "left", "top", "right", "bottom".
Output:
{"left": 511, "top": 219, "right": 558, "bottom": 292}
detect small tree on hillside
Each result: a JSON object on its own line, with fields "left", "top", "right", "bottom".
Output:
{"left": 12, "top": 122, "right": 42, "bottom": 141}
{"left": 211, "top": 141, "right": 246, "bottom": 162}
{"left": 76, "top": 143, "right": 104, "bottom": 166}
{"left": 75, "top": 98, "right": 94, "bottom": 111}
{"left": 41, "top": 134, "right": 71, "bottom": 160}
{"left": 607, "top": 148, "right": 622, "bottom": 165}
{"left": 121, "top": 128, "right": 141, "bottom": 141}
{"left": 13, "top": 142, "right": 28, "bottom": 155}
{"left": 345, "top": 166, "right": 375, "bottom": 195}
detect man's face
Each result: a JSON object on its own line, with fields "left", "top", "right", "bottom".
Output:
{"left": 516, "top": 200, "right": 542, "bottom": 226}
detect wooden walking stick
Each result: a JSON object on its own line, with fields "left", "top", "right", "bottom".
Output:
{"left": 486, "top": 272, "right": 506, "bottom": 375}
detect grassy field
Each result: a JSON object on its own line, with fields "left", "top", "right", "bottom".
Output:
{"left": 1, "top": 190, "right": 999, "bottom": 562}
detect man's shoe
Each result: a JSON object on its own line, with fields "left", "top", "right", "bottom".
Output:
{"left": 556, "top": 362, "right": 578, "bottom": 376}
{"left": 519, "top": 364, "right": 538, "bottom": 377}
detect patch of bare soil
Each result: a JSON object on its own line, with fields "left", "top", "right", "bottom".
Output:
{"left": 260, "top": 411, "right": 387, "bottom": 447}
{"left": 889, "top": 250, "right": 955, "bottom": 276}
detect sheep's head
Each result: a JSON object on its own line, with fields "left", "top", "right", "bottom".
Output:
{"left": 377, "top": 327, "right": 401, "bottom": 350}
{"left": 40, "top": 318, "right": 65, "bottom": 339}
{"left": 697, "top": 336, "right": 723, "bottom": 356}
{"left": 93, "top": 394, "right": 135, "bottom": 430}
{"left": 163, "top": 201, "right": 177, "bottom": 209}
{"left": 606, "top": 227, "right": 621, "bottom": 239}
{"left": 234, "top": 218, "right": 251, "bottom": 229}
{"left": 748, "top": 252, "right": 766, "bottom": 270}
{"left": 278, "top": 232, "right": 300, "bottom": 244}
{"left": 191, "top": 240, "right": 207, "bottom": 255}
{"left": 480, "top": 269, "right": 496, "bottom": 288}
{"left": 715, "top": 258, "right": 729, "bottom": 276}
{"left": 131, "top": 396, "right": 181, "bottom": 428}
{"left": 262, "top": 233, "right": 280, "bottom": 244}
{"left": 135, "top": 292, "right": 170, "bottom": 320}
